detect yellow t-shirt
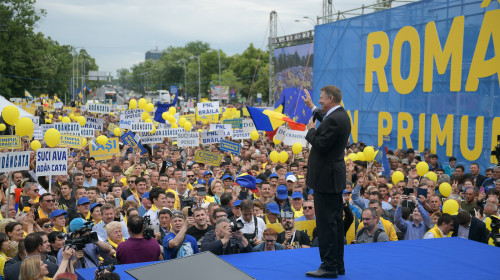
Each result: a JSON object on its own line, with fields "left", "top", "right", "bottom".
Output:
{"left": 0, "top": 252, "right": 7, "bottom": 276}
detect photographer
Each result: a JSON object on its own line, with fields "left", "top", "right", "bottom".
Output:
{"left": 276, "top": 212, "right": 311, "bottom": 249}
{"left": 394, "top": 194, "right": 433, "bottom": 240}
{"left": 200, "top": 218, "right": 252, "bottom": 255}
{"left": 236, "top": 200, "right": 266, "bottom": 246}
{"left": 116, "top": 215, "right": 162, "bottom": 264}
{"left": 59, "top": 218, "right": 112, "bottom": 269}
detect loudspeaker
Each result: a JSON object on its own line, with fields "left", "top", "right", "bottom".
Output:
{"left": 125, "top": 252, "right": 255, "bottom": 280}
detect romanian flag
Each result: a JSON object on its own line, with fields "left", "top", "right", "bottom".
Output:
{"left": 24, "top": 90, "right": 34, "bottom": 100}
{"left": 246, "top": 106, "right": 306, "bottom": 132}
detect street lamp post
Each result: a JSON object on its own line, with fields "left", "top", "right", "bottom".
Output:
{"left": 190, "top": 55, "right": 201, "bottom": 99}
{"left": 177, "top": 59, "right": 187, "bottom": 100}
{"left": 208, "top": 49, "right": 221, "bottom": 85}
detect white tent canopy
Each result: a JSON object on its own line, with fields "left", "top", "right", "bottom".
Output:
{"left": 0, "top": 95, "right": 35, "bottom": 118}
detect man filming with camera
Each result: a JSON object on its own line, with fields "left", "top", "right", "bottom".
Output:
{"left": 277, "top": 211, "right": 311, "bottom": 249}
{"left": 236, "top": 200, "right": 266, "bottom": 246}
{"left": 200, "top": 218, "right": 253, "bottom": 255}
{"left": 116, "top": 215, "right": 162, "bottom": 264}
{"left": 59, "top": 218, "right": 113, "bottom": 269}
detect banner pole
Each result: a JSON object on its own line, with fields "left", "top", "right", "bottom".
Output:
{"left": 5, "top": 127, "right": 16, "bottom": 219}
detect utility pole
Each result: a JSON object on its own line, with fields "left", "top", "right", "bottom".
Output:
{"left": 269, "top": 11, "right": 277, "bottom": 106}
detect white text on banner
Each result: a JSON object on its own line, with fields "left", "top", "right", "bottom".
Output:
{"left": 219, "top": 139, "right": 241, "bottom": 155}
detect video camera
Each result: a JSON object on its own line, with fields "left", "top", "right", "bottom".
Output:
{"left": 489, "top": 216, "right": 500, "bottom": 247}
{"left": 95, "top": 263, "right": 115, "bottom": 279}
{"left": 491, "top": 135, "right": 500, "bottom": 166}
{"left": 230, "top": 220, "right": 244, "bottom": 232}
{"left": 142, "top": 215, "right": 155, "bottom": 240}
{"left": 281, "top": 211, "right": 294, "bottom": 230}
{"left": 181, "top": 197, "right": 197, "bottom": 216}
{"left": 59, "top": 221, "right": 98, "bottom": 250}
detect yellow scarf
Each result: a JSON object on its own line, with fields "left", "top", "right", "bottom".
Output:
{"left": 291, "top": 206, "right": 303, "bottom": 218}
{"left": 107, "top": 238, "right": 124, "bottom": 250}
{"left": 37, "top": 208, "right": 49, "bottom": 219}
{"left": 151, "top": 204, "right": 159, "bottom": 212}
{"left": 131, "top": 190, "right": 142, "bottom": 207}
{"left": 53, "top": 227, "right": 67, "bottom": 233}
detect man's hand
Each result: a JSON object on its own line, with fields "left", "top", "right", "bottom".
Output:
{"left": 62, "top": 246, "right": 75, "bottom": 261}
{"left": 302, "top": 89, "right": 314, "bottom": 109}
{"left": 75, "top": 250, "right": 84, "bottom": 260}
{"left": 186, "top": 217, "right": 195, "bottom": 228}
{"left": 307, "top": 117, "right": 316, "bottom": 130}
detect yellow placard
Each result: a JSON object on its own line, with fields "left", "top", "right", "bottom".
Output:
{"left": 108, "top": 123, "right": 118, "bottom": 132}
{"left": 242, "top": 107, "right": 250, "bottom": 117}
{"left": 184, "top": 114, "right": 196, "bottom": 124}
{"left": 265, "top": 223, "right": 285, "bottom": 234}
{"left": 0, "top": 136, "right": 22, "bottom": 149}
{"left": 89, "top": 137, "right": 120, "bottom": 161}
{"left": 194, "top": 150, "right": 223, "bottom": 166}
{"left": 295, "top": 220, "right": 317, "bottom": 241}
{"left": 59, "top": 135, "right": 84, "bottom": 148}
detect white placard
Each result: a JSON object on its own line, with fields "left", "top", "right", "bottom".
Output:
{"left": 197, "top": 101, "right": 220, "bottom": 116}
{"left": 33, "top": 128, "right": 43, "bottom": 140}
{"left": 242, "top": 119, "right": 256, "bottom": 133}
{"left": 83, "top": 117, "right": 104, "bottom": 130}
{"left": 119, "top": 109, "right": 144, "bottom": 129}
{"left": 54, "top": 123, "right": 81, "bottom": 136}
{"left": 140, "top": 135, "right": 164, "bottom": 144}
{"left": 0, "top": 152, "right": 31, "bottom": 172}
{"left": 232, "top": 129, "right": 250, "bottom": 140}
{"left": 35, "top": 148, "right": 68, "bottom": 176}
{"left": 157, "top": 123, "right": 171, "bottom": 129}
{"left": 210, "top": 124, "right": 232, "bottom": 137}
{"left": 274, "top": 127, "right": 288, "bottom": 141}
{"left": 53, "top": 102, "right": 63, "bottom": 109}
{"left": 80, "top": 128, "right": 95, "bottom": 138}
{"left": 86, "top": 103, "right": 111, "bottom": 114}
{"left": 177, "top": 132, "right": 200, "bottom": 147}
{"left": 41, "top": 124, "right": 55, "bottom": 133}
{"left": 131, "top": 122, "right": 153, "bottom": 132}
{"left": 29, "top": 116, "right": 40, "bottom": 128}
{"left": 200, "top": 130, "right": 224, "bottom": 145}
{"left": 283, "top": 130, "right": 308, "bottom": 147}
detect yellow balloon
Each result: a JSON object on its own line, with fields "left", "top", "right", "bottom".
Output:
{"left": 197, "top": 129, "right": 202, "bottom": 133}
{"left": 442, "top": 199, "right": 459, "bottom": 215}
{"left": 145, "top": 118, "right": 152, "bottom": 123}
{"left": 15, "top": 117, "right": 34, "bottom": 137}
{"left": 179, "top": 117, "right": 187, "bottom": 127}
{"left": 162, "top": 112, "right": 169, "bottom": 120}
{"left": 145, "top": 103, "right": 154, "bottom": 112}
{"left": 278, "top": 151, "right": 289, "bottom": 163}
{"left": 49, "top": 114, "right": 53, "bottom": 119}
{"left": 356, "top": 152, "right": 366, "bottom": 161}
{"left": 250, "top": 130, "right": 259, "bottom": 141}
{"left": 138, "top": 98, "right": 147, "bottom": 109}
{"left": 201, "top": 119, "right": 208, "bottom": 125}
{"left": 392, "top": 171, "right": 404, "bottom": 184}
{"left": 292, "top": 143, "right": 302, "bottom": 154}
{"left": 169, "top": 107, "right": 176, "bottom": 115}
{"left": 141, "top": 112, "right": 150, "bottom": 120}
{"left": 363, "top": 146, "right": 375, "bottom": 161}
{"left": 69, "top": 113, "right": 75, "bottom": 120}
{"left": 129, "top": 99, "right": 138, "bottom": 109}
{"left": 416, "top": 161, "right": 429, "bottom": 176}
{"left": 45, "top": 119, "right": 52, "bottom": 124}
{"left": 273, "top": 138, "right": 281, "bottom": 145}
{"left": 2, "top": 105, "right": 20, "bottom": 125}
{"left": 96, "top": 135, "right": 108, "bottom": 145}
{"left": 347, "top": 153, "right": 358, "bottom": 162}
{"left": 150, "top": 126, "right": 156, "bottom": 134}
{"left": 269, "top": 151, "right": 279, "bottom": 163}
{"left": 426, "top": 171, "right": 437, "bottom": 182}
{"left": 82, "top": 138, "right": 87, "bottom": 146}
{"left": 30, "top": 140, "right": 41, "bottom": 151}
{"left": 110, "top": 112, "right": 114, "bottom": 116}
{"left": 439, "top": 182, "right": 452, "bottom": 197}
{"left": 114, "top": 127, "right": 122, "bottom": 136}
{"left": 58, "top": 116, "right": 62, "bottom": 121}
{"left": 0, "top": 124, "right": 5, "bottom": 131}
{"left": 172, "top": 123, "right": 178, "bottom": 128}
{"left": 77, "top": 116, "right": 86, "bottom": 126}
{"left": 62, "top": 116, "right": 71, "bottom": 123}
{"left": 44, "top": 128, "right": 61, "bottom": 148}
{"left": 184, "top": 121, "right": 192, "bottom": 131}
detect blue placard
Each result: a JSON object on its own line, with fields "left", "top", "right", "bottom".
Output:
{"left": 120, "top": 131, "right": 147, "bottom": 155}
{"left": 170, "top": 86, "right": 178, "bottom": 94}
{"left": 219, "top": 139, "right": 241, "bottom": 155}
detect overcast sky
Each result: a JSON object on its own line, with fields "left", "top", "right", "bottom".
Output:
{"left": 34, "top": 0, "right": 383, "bottom": 77}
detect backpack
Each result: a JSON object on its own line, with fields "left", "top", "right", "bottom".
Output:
{"left": 357, "top": 227, "right": 384, "bottom": 242}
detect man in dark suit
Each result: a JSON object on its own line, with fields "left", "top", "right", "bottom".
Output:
{"left": 452, "top": 210, "right": 489, "bottom": 243}
{"left": 464, "top": 163, "right": 487, "bottom": 188}
{"left": 303, "top": 86, "right": 351, "bottom": 278}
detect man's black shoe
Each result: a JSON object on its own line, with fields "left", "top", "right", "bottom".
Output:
{"left": 305, "top": 268, "right": 338, "bottom": 278}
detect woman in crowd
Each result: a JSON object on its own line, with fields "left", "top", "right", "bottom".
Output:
{"left": 36, "top": 218, "right": 54, "bottom": 234}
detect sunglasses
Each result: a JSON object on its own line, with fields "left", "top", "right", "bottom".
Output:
{"left": 304, "top": 206, "right": 314, "bottom": 210}
{"left": 265, "top": 239, "right": 276, "bottom": 243}
{"left": 128, "top": 181, "right": 135, "bottom": 183}
{"left": 187, "top": 175, "right": 195, "bottom": 178}
{"left": 43, "top": 199, "right": 55, "bottom": 203}
{"left": 43, "top": 223, "right": 54, "bottom": 228}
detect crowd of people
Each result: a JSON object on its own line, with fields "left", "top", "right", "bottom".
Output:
{"left": 0, "top": 101, "right": 499, "bottom": 280}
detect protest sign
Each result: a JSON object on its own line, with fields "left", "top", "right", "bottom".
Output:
{"left": 183, "top": 114, "right": 196, "bottom": 124}
{"left": 83, "top": 117, "right": 104, "bottom": 130}
{"left": 140, "top": 135, "right": 164, "bottom": 145}
{"left": 242, "top": 119, "right": 255, "bottom": 133}
{"left": 197, "top": 101, "right": 220, "bottom": 116}
{"left": 29, "top": 116, "right": 40, "bottom": 128}
{"left": 121, "top": 131, "right": 147, "bottom": 155}
{"left": 223, "top": 118, "right": 242, "bottom": 129}
{"left": 131, "top": 122, "right": 153, "bottom": 133}
{"left": 35, "top": 148, "right": 68, "bottom": 176}
{"left": 119, "top": 109, "right": 143, "bottom": 129}
{"left": 0, "top": 136, "right": 22, "bottom": 149}
{"left": 108, "top": 123, "right": 122, "bottom": 136}
{"left": 89, "top": 137, "right": 120, "bottom": 160}
{"left": 295, "top": 220, "right": 317, "bottom": 241}
{"left": 219, "top": 139, "right": 241, "bottom": 155}
{"left": 54, "top": 123, "right": 81, "bottom": 136}
{"left": 86, "top": 103, "right": 111, "bottom": 114}
{"left": 53, "top": 102, "right": 63, "bottom": 109}
{"left": 210, "top": 124, "right": 232, "bottom": 137}
{"left": 200, "top": 130, "right": 223, "bottom": 145}
{"left": 0, "top": 152, "right": 30, "bottom": 172}
{"left": 33, "top": 128, "right": 43, "bottom": 140}
{"left": 80, "top": 128, "right": 95, "bottom": 138}
{"left": 59, "top": 135, "right": 84, "bottom": 148}
{"left": 274, "top": 127, "right": 288, "bottom": 141}
{"left": 283, "top": 130, "right": 308, "bottom": 147}
{"left": 232, "top": 129, "right": 250, "bottom": 140}
{"left": 194, "top": 150, "right": 223, "bottom": 167}
{"left": 177, "top": 132, "right": 200, "bottom": 147}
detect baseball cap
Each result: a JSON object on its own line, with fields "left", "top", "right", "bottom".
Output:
{"left": 77, "top": 197, "right": 90, "bottom": 205}
{"left": 286, "top": 174, "right": 297, "bottom": 183}
{"left": 291, "top": 191, "right": 303, "bottom": 200}
{"left": 308, "top": 189, "right": 314, "bottom": 195}
{"left": 69, "top": 218, "right": 86, "bottom": 232}
{"left": 142, "top": 192, "right": 150, "bottom": 199}
{"left": 208, "top": 178, "right": 214, "bottom": 186}
{"left": 276, "top": 185, "right": 288, "bottom": 200}
{"left": 343, "top": 189, "right": 352, "bottom": 194}
{"left": 269, "top": 173, "right": 279, "bottom": 179}
{"left": 90, "top": 203, "right": 102, "bottom": 213}
{"left": 285, "top": 172, "right": 294, "bottom": 178}
{"left": 266, "top": 203, "right": 280, "bottom": 215}
{"left": 233, "top": 200, "right": 242, "bottom": 207}
{"left": 256, "top": 179, "right": 262, "bottom": 184}
{"left": 203, "top": 171, "right": 213, "bottom": 177}
{"left": 222, "top": 174, "right": 233, "bottom": 181}
{"left": 198, "top": 179, "right": 207, "bottom": 185}
{"left": 49, "top": 209, "right": 67, "bottom": 219}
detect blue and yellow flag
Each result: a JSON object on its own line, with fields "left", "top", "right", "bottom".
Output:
{"left": 274, "top": 87, "right": 312, "bottom": 125}
{"left": 24, "top": 90, "right": 34, "bottom": 100}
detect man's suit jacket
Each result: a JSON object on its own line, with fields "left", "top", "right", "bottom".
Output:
{"left": 305, "top": 107, "right": 351, "bottom": 194}
{"left": 452, "top": 216, "right": 489, "bottom": 244}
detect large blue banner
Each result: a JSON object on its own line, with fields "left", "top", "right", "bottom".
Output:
{"left": 313, "top": 0, "right": 500, "bottom": 170}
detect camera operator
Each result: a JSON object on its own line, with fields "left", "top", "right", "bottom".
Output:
{"left": 236, "top": 200, "right": 266, "bottom": 246}
{"left": 276, "top": 211, "right": 311, "bottom": 249}
{"left": 116, "top": 215, "right": 162, "bottom": 264}
{"left": 60, "top": 218, "right": 112, "bottom": 269}
{"left": 200, "top": 218, "right": 252, "bottom": 255}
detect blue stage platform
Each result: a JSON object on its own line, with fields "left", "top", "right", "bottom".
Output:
{"left": 77, "top": 238, "right": 499, "bottom": 280}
